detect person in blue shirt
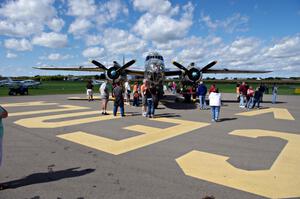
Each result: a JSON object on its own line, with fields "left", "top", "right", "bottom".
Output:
{"left": 0, "top": 105, "right": 8, "bottom": 190}
{"left": 197, "top": 81, "right": 207, "bottom": 109}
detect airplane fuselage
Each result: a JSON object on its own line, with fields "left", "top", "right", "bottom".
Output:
{"left": 144, "top": 52, "right": 166, "bottom": 86}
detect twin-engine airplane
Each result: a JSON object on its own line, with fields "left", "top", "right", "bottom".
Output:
{"left": 34, "top": 51, "right": 271, "bottom": 94}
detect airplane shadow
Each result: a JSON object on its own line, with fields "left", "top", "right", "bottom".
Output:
{"left": 221, "top": 100, "right": 286, "bottom": 104}
{"left": 155, "top": 113, "right": 181, "bottom": 118}
{"left": 1, "top": 167, "right": 95, "bottom": 190}
{"left": 218, "top": 118, "right": 237, "bottom": 122}
{"left": 160, "top": 95, "right": 197, "bottom": 110}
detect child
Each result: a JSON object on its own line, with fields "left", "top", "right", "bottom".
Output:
{"left": 133, "top": 90, "right": 139, "bottom": 107}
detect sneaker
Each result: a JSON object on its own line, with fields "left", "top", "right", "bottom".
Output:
{"left": 211, "top": 119, "right": 216, "bottom": 122}
{"left": 101, "top": 112, "right": 105, "bottom": 115}
{"left": 104, "top": 112, "right": 109, "bottom": 115}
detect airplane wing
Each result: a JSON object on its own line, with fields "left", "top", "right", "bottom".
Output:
{"left": 124, "top": 69, "right": 144, "bottom": 76}
{"left": 33, "top": 66, "right": 103, "bottom": 72}
{"left": 33, "top": 67, "right": 146, "bottom": 76}
{"left": 203, "top": 69, "right": 272, "bottom": 74}
{"left": 164, "top": 70, "right": 182, "bottom": 76}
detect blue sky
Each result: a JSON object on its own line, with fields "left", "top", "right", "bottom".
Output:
{"left": 0, "top": 0, "right": 299, "bottom": 78}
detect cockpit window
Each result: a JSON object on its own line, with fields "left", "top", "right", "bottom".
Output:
{"left": 146, "top": 55, "right": 164, "bottom": 61}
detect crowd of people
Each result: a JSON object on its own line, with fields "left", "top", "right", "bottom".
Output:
{"left": 87, "top": 79, "right": 159, "bottom": 118}
{"left": 86, "top": 79, "right": 279, "bottom": 122}
{"left": 236, "top": 82, "right": 278, "bottom": 109}
{"left": 195, "top": 81, "right": 278, "bottom": 121}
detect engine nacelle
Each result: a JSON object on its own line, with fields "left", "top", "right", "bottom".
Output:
{"left": 185, "top": 67, "right": 202, "bottom": 82}
{"left": 106, "top": 66, "right": 121, "bottom": 80}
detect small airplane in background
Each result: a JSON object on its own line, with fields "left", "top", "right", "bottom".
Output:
{"left": 0, "top": 78, "right": 9, "bottom": 87}
{"left": 4, "top": 78, "right": 41, "bottom": 88}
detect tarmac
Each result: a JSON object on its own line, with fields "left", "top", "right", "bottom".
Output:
{"left": 0, "top": 93, "right": 299, "bottom": 199}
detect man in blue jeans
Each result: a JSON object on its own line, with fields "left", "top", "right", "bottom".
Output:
{"left": 197, "top": 81, "right": 207, "bottom": 109}
{"left": 112, "top": 81, "right": 125, "bottom": 117}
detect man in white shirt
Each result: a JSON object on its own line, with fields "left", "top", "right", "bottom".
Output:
{"left": 208, "top": 88, "right": 221, "bottom": 122}
{"left": 99, "top": 81, "right": 109, "bottom": 115}
{"left": 124, "top": 80, "right": 131, "bottom": 105}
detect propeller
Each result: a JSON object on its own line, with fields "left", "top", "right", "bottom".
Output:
{"left": 91, "top": 59, "right": 136, "bottom": 80}
{"left": 172, "top": 60, "right": 218, "bottom": 82}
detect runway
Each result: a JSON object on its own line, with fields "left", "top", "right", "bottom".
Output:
{"left": 0, "top": 93, "right": 299, "bottom": 199}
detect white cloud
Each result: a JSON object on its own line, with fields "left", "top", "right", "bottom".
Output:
{"left": 47, "top": 18, "right": 65, "bottom": 32}
{"left": 6, "top": 52, "right": 18, "bottom": 59}
{"left": 40, "top": 53, "right": 72, "bottom": 60}
{"left": 4, "top": 38, "right": 32, "bottom": 51}
{"left": 67, "top": 0, "right": 96, "bottom": 17}
{"left": 85, "top": 34, "right": 102, "bottom": 46}
{"left": 132, "top": 0, "right": 179, "bottom": 15}
{"left": 0, "top": 0, "right": 59, "bottom": 37}
{"left": 0, "top": 20, "right": 43, "bottom": 37}
{"left": 32, "top": 32, "right": 68, "bottom": 48}
{"left": 101, "top": 28, "right": 146, "bottom": 54}
{"left": 200, "top": 13, "right": 249, "bottom": 33}
{"left": 95, "top": 0, "right": 129, "bottom": 26}
{"left": 68, "top": 18, "right": 92, "bottom": 36}
{"left": 0, "top": 0, "right": 55, "bottom": 21}
{"left": 82, "top": 47, "right": 104, "bottom": 58}
{"left": 133, "top": 2, "right": 194, "bottom": 43}
{"left": 263, "top": 35, "right": 300, "bottom": 58}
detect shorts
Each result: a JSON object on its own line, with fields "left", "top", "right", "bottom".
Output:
{"left": 100, "top": 94, "right": 108, "bottom": 100}
{"left": 142, "top": 96, "right": 147, "bottom": 106}
{"left": 0, "top": 136, "right": 3, "bottom": 166}
{"left": 86, "top": 89, "right": 93, "bottom": 96}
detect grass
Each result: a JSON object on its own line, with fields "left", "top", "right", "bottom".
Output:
{"left": 0, "top": 81, "right": 98, "bottom": 97}
{"left": 0, "top": 81, "right": 299, "bottom": 97}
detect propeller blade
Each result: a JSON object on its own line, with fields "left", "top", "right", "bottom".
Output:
{"left": 172, "top": 61, "right": 188, "bottom": 72}
{"left": 200, "top": 61, "right": 218, "bottom": 72}
{"left": 91, "top": 60, "right": 107, "bottom": 70}
{"left": 113, "top": 61, "right": 121, "bottom": 67}
{"left": 116, "top": 59, "right": 136, "bottom": 72}
{"left": 121, "top": 59, "right": 136, "bottom": 70}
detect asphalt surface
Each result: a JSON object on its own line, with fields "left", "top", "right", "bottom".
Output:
{"left": 0, "top": 93, "right": 299, "bottom": 199}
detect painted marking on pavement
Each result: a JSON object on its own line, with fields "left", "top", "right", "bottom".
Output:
{"left": 176, "top": 129, "right": 300, "bottom": 198}
{"left": 9, "top": 105, "right": 89, "bottom": 117}
{"left": 57, "top": 118, "right": 210, "bottom": 155}
{"left": 14, "top": 111, "right": 129, "bottom": 128}
{"left": 2, "top": 101, "right": 58, "bottom": 107}
{"left": 236, "top": 108, "right": 295, "bottom": 120}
